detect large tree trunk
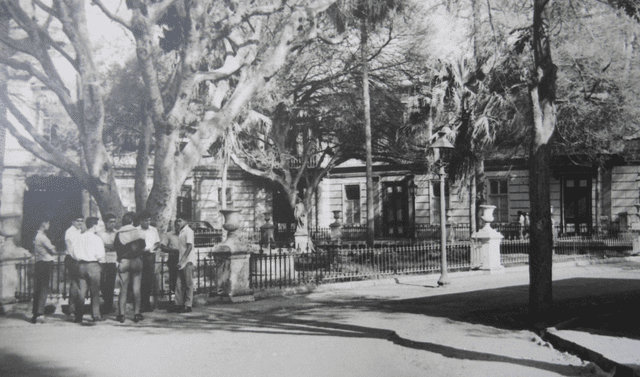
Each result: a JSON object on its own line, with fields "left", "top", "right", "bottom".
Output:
{"left": 135, "top": 109, "right": 153, "bottom": 211}
{"left": 362, "top": 18, "right": 375, "bottom": 247}
{"left": 529, "top": 0, "right": 557, "bottom": 326}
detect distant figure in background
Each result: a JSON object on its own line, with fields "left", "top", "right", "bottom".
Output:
{"left": 517, "top": 211, "right": 525, "bottom": 240}
{"left": 31, "top": 218, "right": 58, "bottom": 324}
{"left": 73, "top": 217, "right": 106, "bottom": 323}
{"left": 523, "top": 212, "right": 530, "bottom": 239}
{"left": 138, "top": 210, "right": 160, "bottom": 312}
{"left": 97, "top": 213, "right": 118, "bottom": 314}
{"left": 64, "top": 214, "right": 84, "bottom": 319}
{"left": 115, "top": 212, "right": 146, "bottom": 323}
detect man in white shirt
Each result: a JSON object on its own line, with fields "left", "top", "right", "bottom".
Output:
{"left": 173, "top": 216, "right": 195, "bottom": 313}
{"left": 73, "top": 217, "right": 106, "bottom": 323}
{"left": 160, "top": 219, "right": 181, "bottom": 294}
{"left": 32, "top": 218, "right": 58, "bottom": 324}
{"left": 64, "top": 214, "right": 84, "bottom": 318}
{"left": 138, "top": 210, "right": 160, "bottom": 312}
{"left": 97, "top": 213, "right": 118, "bottom": 314}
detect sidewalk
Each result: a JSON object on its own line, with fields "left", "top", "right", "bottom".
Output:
{"left": 2, "top": 257, "right": 639, "bottom": 376}
{"left": 306, "top": 257, "right": 640, "bottom": 376}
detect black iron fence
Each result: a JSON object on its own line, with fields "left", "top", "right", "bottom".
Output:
{"left": 11, "top": 224, "right": 636, "bottom": 302}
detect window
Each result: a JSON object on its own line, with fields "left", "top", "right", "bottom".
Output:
{"left": 218, "top": 187, "right": 233, "bottom": 207}
{"left": 344, "top": 185, "right": 361, "bottom": 224}
{"left": 488, "top": 179, "right": 509, "bottom": 223}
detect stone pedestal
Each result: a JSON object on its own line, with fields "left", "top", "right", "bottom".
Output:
{"left": 0, "top": 214, "right": 31, "bottom": 310}
{"left": 294, "top": 230, "right": 310, "bottom": 253}
{"left": 471, "top": 205, "right": 504, "bottom": 274}
{"left": 472, "top": 227, "right": 504, "bottom": 274}
{"left": 211, "top": 209, "right": 254, "bottom": 302}
{"left": 211, "top": 248, "right": 254, "bottom": 302}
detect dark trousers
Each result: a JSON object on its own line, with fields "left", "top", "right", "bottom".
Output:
{"left": 118, "top": 257, "right": 142, "bottom": 316}
{"left": 167, "top": 253, "right": 178, "bottom": 293}
{"left": 64, "top": 255, "right": 79, "bottom": 315}
{"left": 175, "top": 263, "right": 194, "bottom": 308}
{"left": 74, "top": 262, "right": 102, "bottom": 319}
{"left": 32, "top": 261, "right": 53, "bottom": 316}
{"left": 140, "top": 252, "right": 156, "bottom": 311}
{"left": 100, "top": 263, "right": 117, "bottom": 314}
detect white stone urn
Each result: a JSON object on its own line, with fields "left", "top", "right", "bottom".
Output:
{"left": 479, "top": 205, "right": 496, "bottom": 230}
{"left": 220, "top": 208, "right": 241, "bottom": 234}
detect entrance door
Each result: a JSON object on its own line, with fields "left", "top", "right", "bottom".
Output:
{"left": 22, "top": 177, "right": 83, "bottom": 251}
{"left": 562, "top": 175, "right": 592, "bottom": 234}
{"left": 382, "top": 182, "right": 409, "bottom": 238}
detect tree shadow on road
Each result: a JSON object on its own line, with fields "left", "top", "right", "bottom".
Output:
{"left": 0, "top": 352, "right": 84, "bottom": 377}
{"left": 132, "top": 311, "right": 587, "bottom": 376}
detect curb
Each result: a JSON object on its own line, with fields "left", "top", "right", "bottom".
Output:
{"left": 543, "top": 329, "right": 640, "bottom": 377}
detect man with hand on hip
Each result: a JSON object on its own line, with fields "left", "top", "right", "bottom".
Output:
{"left": 173, "top": 216, "right": 195, "bottom": 313}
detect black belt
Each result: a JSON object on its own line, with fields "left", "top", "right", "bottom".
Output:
{"left": 77, "top": 260, "right": 100, "bottom": 264}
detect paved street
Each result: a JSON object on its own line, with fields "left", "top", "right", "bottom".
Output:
{"left": 2, "top": 259, "right": 639, "bottom": 377}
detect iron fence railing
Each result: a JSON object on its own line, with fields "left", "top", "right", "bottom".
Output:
{"left": 12, "top": 224, "right": 636, "bottom": 302}
{"left": 249, "top": 242, "right": 473, "bottom": 289}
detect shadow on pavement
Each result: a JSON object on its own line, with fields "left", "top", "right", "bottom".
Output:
{"left": 122, "top": 311, "right": 586, "bottom": 376}
{"left": 0, "top": 352, "right": 84, "bottom": 377}
{"left": 369, "top": 277, "right": 640, "bottom": 335}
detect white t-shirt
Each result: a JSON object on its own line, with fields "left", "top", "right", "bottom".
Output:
{"left": 139, "top": 225, "right": 160, "bottom": 253}
{"left": 77, "top": 231, "right": 106, "bottom": 262}
{"left": 178, "top": 225, "right": 196, "bottom": 268}
{"left": 65, "top": 226, "right": 83, "bottom": 259}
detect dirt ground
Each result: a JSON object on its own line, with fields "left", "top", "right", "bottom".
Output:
{"left": 1, "top": 260, "right": 638, "bottom": 377}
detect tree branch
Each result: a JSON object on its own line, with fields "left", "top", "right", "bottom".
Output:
{"left": 91, "top": 0, "right": 132, "bottom": 30}
{"left": 0, "top": 114, "right": 90, "bottom": 187}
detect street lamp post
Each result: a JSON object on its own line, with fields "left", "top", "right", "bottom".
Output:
{"left": 432, "top": 132, "right": 454, "bottom": 286}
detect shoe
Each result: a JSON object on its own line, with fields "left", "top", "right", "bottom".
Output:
{"left": 183, "top": 307, "right": 192, "bottom": 313}
{"left": 116, "top": 315, "right": 125, "bottom": 323}
{"left": 133, "top": 314, "right": 144, "bottom": 323}
{"left": 73, "top": 316, "right": 83, "bottom": 324}
{"left": 92, "top": 316, "right": 104, "bottom": 322}
{"left": 31, "top": 315, "right": 38, "bottom": 324}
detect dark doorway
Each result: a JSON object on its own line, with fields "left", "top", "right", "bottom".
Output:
{"left": 272, "top": 187, "right": 295, "bottom": 243}
{"left": 22, "top": 176, "right": 83, "bottom": 251}
{"left": 382, "top": 181, "right": 409, "bottom": 238}
{"left": 562, "top": 175, "right": 592, "bottom": 235}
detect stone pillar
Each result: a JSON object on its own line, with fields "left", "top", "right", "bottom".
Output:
{"left": 212, "top": 209, "right": 254, "bottom": 302}
{"left": 0, "top": 214, "right": 31, "bottom": 312}
{"left": 471, "top": 205, "right": 504, "bottom": 274}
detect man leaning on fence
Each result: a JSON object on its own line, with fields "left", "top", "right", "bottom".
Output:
{"left": 31, "top": 218, "right": 58, "bottom": 324}
{"left": 171, "top": 216, "right": 195, "bottom": 314}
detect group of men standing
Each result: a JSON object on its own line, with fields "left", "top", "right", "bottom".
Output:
{"left": 31, "top": 211, "right": 196, "bottom": 324}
